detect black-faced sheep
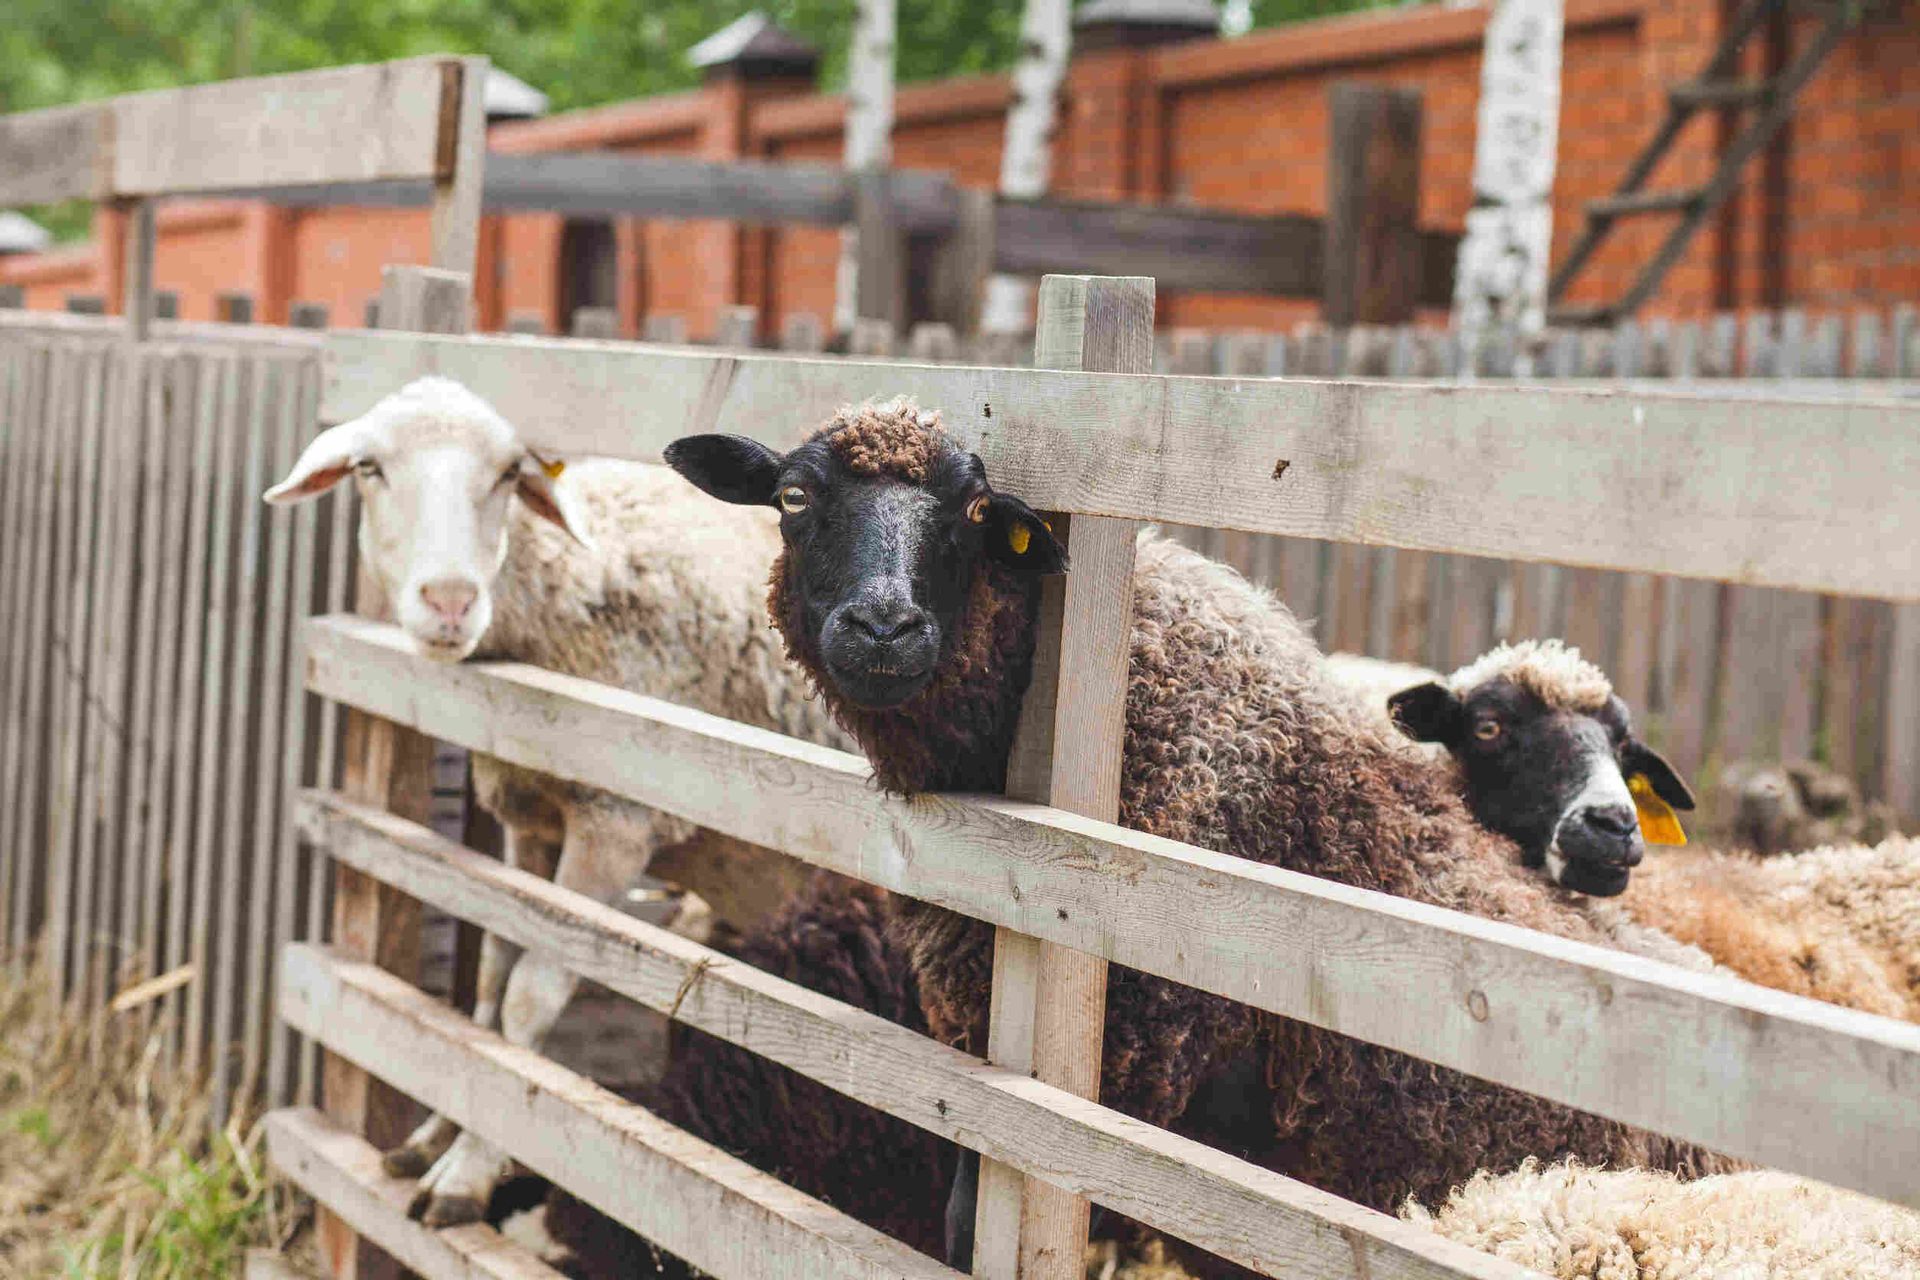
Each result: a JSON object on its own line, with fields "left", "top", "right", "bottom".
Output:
{"left": 263, "top": 377, "right": 852, "bottom": 1225}
{"left": 665, "top": 400, "right": 1733, "bottom": 1271}
{"left": 1341, "top": 642, "right": 1918, "bottom": 1019}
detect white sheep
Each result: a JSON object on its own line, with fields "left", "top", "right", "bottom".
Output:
{"left": 265, "top": 376, "right": 852, "bottom": 1225}
{"left": 1405, "top": 1159, "right": 1920, "bottom": 1280}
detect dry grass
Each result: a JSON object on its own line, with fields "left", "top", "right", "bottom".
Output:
{"left": 0, "top": 956, "right": 307, "bottom": 1278}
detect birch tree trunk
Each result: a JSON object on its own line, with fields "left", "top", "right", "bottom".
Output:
{"left": 979, "top": 0, "right": 1074, "bottom": 334}
{"left": 833, "top": 0, "right": 897, "bottom": 335}
{"left": 1453, "top": 0, "right": 1564, "bottom": 377}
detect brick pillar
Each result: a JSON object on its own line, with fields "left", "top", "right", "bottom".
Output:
{"left": 688, "top": 14, "right": 820, "bottom": 341}
{"left": 1064, "top": 0, "right": 1218, "bottom": 202}
{"left": 241, "top": 204, "right": 296, "bottom": 325}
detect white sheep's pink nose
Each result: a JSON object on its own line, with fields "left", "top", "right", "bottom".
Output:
{"left": 419, "top": 578, "right": 479, "bottom": 624}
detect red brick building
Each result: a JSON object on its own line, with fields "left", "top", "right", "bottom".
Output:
{"left": 4, "top": 0, "right": 1915, "bottom": 339}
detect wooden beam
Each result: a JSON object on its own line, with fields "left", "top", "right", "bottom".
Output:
{"left": 1324, "top": 83, "right": 1424, "bottom": 327}
{"left": 300, "top": 614, "right": 1920, "bottom": 1211}
{"left": 430, "top": 58, "right": 489, "bottom": 278}
{"left": 110, "top": 59, "right": 455, "bottom": 197}
{"left": 321, "top": 333, "right": 1920, "bottom": 601}
{"left": 993, "top": 199, "right": 1324, "bottom": 298}
{"left": 295, "top": 792, "right": 1536, "bottom": 1280}
{"left": 317, "top": 266, "right": 471, "bottom": 1280}
{"left": 0, "top": 103, "right": 112, "bottom": 204}
{"left": 975, "top": 277, "right": 1151, "bottom": 1280}
{"left": 281, "top": 947, "right": 963, "bottom": 1280}
{"left": 853, "top": 170, "right": 909, "bottom": 333}
{"left": 266, "top": 1108, "right": 566, "bottom": 1280}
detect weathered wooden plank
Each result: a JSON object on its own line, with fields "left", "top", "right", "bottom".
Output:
{"left": 6, "top": 343, "right": 61, "bottom": 959}
{"left": 1324, "top": 83, "right": 1423, "bottom": 327}
{"left": 266, "top": 1108, "right": 564, "bottom": 1280}
{"left": 323, "top": 332, "right": 1920, "bottom": 601}
{"left": 978, "top": 277, "right": 1146, "bottom": 1280}
{"left": 207, "top": 358, "right": 277, "bottom": 1122}
{"left": 281, "top": 946, "right": 963, "bottom": 1280}
{"left": 303, "top": 614, "right": 1920, "bottom": 1208}
{"left": 995, "top": 200, "right": 1325, "bottom": 300}
{"left": 0, "top": 341, "right": 35, "bottom": 941}
{"left": 297, "top": 795, "right": 1536, "bottom": 1280}
{"left": 184, "top": 355, "right": 247, "bottom": 1073}
{"left": 110, "top": 59, "right": 455, "bottom": 196}
{"left": 46, "top": 348, "right": 110, "bottom": 992}
{"left": 0, "top": 103, "right": 112, "bottom": 204}
{"left": 319, "top": 268, "right": 468, "bottom": 1280}
{"left": 250, "top": 358, "right": 314, "bottom": 1106}
{"left": 429, "top": 58, "right": 488, "bottom": 278}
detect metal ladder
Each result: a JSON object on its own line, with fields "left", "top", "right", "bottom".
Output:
{"left": 1547, "top": 0, "right": 1876, "bottom": 325}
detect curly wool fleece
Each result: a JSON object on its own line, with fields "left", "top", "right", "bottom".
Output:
{"left": 761, "top": 402, "right": 1732, "bottom": 1243}
{"left": 1407, "top": 1159, "right": 1920, "bottom": 1280}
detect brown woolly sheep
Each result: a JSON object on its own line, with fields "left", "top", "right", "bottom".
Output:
{"left": 665, "top": 401, "right": 1734, "bottom": 1273}
{"left": 1355, "top": 642, "right": 1919, "bottom": 1020}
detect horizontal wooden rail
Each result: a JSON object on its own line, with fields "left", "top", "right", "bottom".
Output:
{"left": 296, "top": 792, "right": 1528, "bottom": 1280}
{"left": 281, "top": 945, "right": 962, "bottom": 1280}
{"left": 303, "top": 615, "right": 1920, "bottom": 1209}
{"left": 222, "top": 152, "right": 963, "bottom": 234}
{"left": 265, "top": 1108, "right": 565, "bottom": 1280}
{"left": 0, "top": 58, "right": 466, "bottom": 204}
{"left": 322, "top": 331, "right": 1920, "bottom": 599}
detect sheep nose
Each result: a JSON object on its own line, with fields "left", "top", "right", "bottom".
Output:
{"left": 1574, "top": 805, "right": 1643, "bottom": 864}
{"left": 843, "top": 600, "right": 928, "bottom": 643}
{"left": 419, "top": 578, "right": 479, "bottom": 622}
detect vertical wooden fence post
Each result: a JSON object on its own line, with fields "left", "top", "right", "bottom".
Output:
{"left": 1324, "top": 82, "right": 1424, "bottom": 330}
{"left": 317, "top": 58, "right": 484, "bottom": 1279}
{"left": 972, "top": 275, "right": 1150, "bottom": 1280}
{"left": 315, "top": 268, "right": 471, "bottom": 1280}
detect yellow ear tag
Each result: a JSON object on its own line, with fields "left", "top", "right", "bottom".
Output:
{"left": 541, "top": 457, "right": 566, "bottom": 481}
{"left": 1628, "top": 773, "right": 1687, "bottom": 846}
{"left": 1008, "top": 522, "right": 1032, "bottom": 555}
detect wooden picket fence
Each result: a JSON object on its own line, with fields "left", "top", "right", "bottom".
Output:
{"left": 271, "top": 265, "right": 1920, "bottom": 1280}
{"left": 5, "top": 55, "right": 1920, "bottom": 1280}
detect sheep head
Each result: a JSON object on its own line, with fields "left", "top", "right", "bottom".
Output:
{"left": 666, "top": 397, "right": 1065, "bottom": 712}
{"left": 264, "top": 376, "right": 587, "bottom": 662}
{"left": 1386, "top": 640, "right": 1695, "bottom": 897}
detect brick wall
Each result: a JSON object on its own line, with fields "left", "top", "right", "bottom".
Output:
{"left": 6, "top": 0, "right": 1914, "bottom": 331}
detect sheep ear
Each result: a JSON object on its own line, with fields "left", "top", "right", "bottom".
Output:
{"left": 516, "top": 464, "right": 593, "bottom": 549}
{"left": 1623, "top": 739, "right": 1695, "bottom": 811}
{"left": 981, "top": 492, "right": 1068, "bottom": 575}
{"left": 665, "top": 434, "right": 784, "bottom": 507}
{"left": 1387, "top": 682, "right": 1461, "bottom": 745}
{"left": 264, "top": 419, "right": 370, "bottom": 504}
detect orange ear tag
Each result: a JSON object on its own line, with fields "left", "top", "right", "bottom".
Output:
{"left": 1628, "top": 773, "right": 1687, "bottom": 846}
{"left": 529, "top": 449, "right": 566, "bottom": 481}
{"left": 1008, "top": 522, "right": 1032, "bottom": 555}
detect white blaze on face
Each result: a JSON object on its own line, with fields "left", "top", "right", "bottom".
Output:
{"left": 362, "top": 442, "right": 517, "bottom": 660}
{"left": 1545, "top": 733, "right": 1635, "bottom": 882}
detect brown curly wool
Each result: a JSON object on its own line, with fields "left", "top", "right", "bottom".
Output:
{"left": 544, "top": 873, "right": 956, "bottom": 1271}
{"left": 823, "top": 396, "right": 945, "bottom": 483}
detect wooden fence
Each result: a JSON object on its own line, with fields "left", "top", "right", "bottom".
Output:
{"left": 0, "top": 54, "right": 490, "bottom": 1156}
{"left": 270, "top": 263, "right": 1920, "bottom": 1280}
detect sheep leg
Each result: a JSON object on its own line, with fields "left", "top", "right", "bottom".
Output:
{"left": 410, "top": 808, "right": 644, "bottom": 1228}
{"left": 944, "top": 1147, "right": 979, "bottom": 1269}
{"left": 384, "top": 825, "right": 560, "bottom": 1180}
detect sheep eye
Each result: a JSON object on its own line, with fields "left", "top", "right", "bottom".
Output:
{"left": 354, "top": 459, "right": 384, "bottom": 481}
{"left": 1474, "top": 720, "right": 1502, "bottom": 742}
{"left": 499, "top": 462, "right": 522, "bottom": 487}
{"left": 777, "top": 485, "right": 810, "bottom": 515}
{"left": 965, "top": 494, "right": 990, "bottom": 525}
